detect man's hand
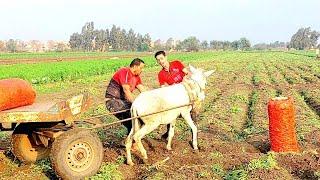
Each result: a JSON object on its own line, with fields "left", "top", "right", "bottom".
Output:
{"left": 182, "top": 68, "right": 191, "bottom": 76}
{"left": 137, "top": 84, "right": 148, "bottom": 92}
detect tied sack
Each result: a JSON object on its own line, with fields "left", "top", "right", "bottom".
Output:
{"left": 0, "top": 78, "right": 36, "bottom": 111}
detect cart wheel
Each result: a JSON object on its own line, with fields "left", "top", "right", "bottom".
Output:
{"left": 12, "top": 125, "right": 51, "bottom": 163}
{"left": 51, "top": 128, "right": 103, "bottom": 180}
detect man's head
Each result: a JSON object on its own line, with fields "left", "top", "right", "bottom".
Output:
{"left": 130, "top": 58, "right": 145, "bottom": 75}
{"left": 155, "top": 51, "right": 169, "bottom": 71}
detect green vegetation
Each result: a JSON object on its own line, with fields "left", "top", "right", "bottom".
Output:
{"left": 225, "top": 169, "right": 248, "bottom": 180}
{"left": 247, "top": 153, "right": 277, "bottom": 171}
{"left": 211, "top": 163, "right": 225, "bottom": 177}
{"left": 0, "top": 51, "right": 147, "bottom": 60}
{"left": 224, "top": 153, "right": 278, "bottom": 180}
{"left": 88, "top": 163, "right": 122, "bottom": 180}
{"left": 0, "top": 51, "right": 220, "bottom": 85}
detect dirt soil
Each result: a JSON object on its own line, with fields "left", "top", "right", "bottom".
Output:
{"left": 2, "top": 88, "right": 318, "bottom": 179}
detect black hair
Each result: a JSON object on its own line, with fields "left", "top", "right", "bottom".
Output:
{"left": 130, "top": 58, "right": 145, "bottom": 67}
{"left": 154, "top": 50, "right": 166, "bottom": 58}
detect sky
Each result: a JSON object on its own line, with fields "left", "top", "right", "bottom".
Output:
{"left": 0, "top": 0, "right": 319, "bottom": 44}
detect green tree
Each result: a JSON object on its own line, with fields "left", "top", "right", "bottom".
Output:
{"left": 310, "top": 30, "right": 320, "bottom": 48}
{"left": 93, "top": 30, "right": 108, "bottom": 52}
{"left": 6, "top": 39, "right": 17, "bottom": 52}
{"left": 127, "top": 29, "right": 137, "bottom": 51}
{"left": 56, "top": 43, "right": 66, "bottom": 52}
{"left": 136, "top": 33, "right": 144, "bottom": 51}
{"left": 210, "top": 40, "right": 225, "bottom": 50}
{"left": 165, "top": 38, "right": 175, "bottom": 50}
{"left": 109, "top": 25, "right": 120, "bottom": 51}
{"left": 81, "top": 22, "right": 95, "bottom": 51}
{"left": 69, "top": 33, "right": 82, "bottom": 50}
{"left": 126, "top": 29, "right": 137, "bottom": 51}
{"left": 289, "top": 27, "right": 320, "bottom": 50}
{"left": 201, "top": 40, "right": 208, "bottom": 50}
{"left": 141, "top": 33, "right": 152, "bottom": 51}
{"left": 175, "top": 41, "right": 183, "bottom": 51}
{"left": 210, "top": 40, "right": 218, "bottom": 50}
{"left": 119, "top": 29, "right": 127, "bottom": 50}
{"left": 222, "top": 41, "right": 232, "bottom": 50}
{"left": 182, "top": 36, "right": 200, "bottom": 51}
{"left": 239, "top": 37, "right": 251, "bottom": 50}
{"left": 154, "top": 39, "right": 164, "bottom": 51}
{"left": 231, "top": 40, "right": 240, "bottom": 50}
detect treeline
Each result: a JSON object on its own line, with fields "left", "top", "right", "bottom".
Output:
{"left": 69, "top": 22, "right": 319, "bottom": 52}
{"left": 69, "top": 22, "right": 254, "bottom": 52}
{"left": 69, "top": 22, "right": 152, "bottom": 52}
{"left": 252, "top": 41, "right": 288, "bottom": 50}
{"left": 156, "top": 37, "right": 252, "bottom": 51}
{"left": 1, "top": 22, "right": 319, "bottom": 53}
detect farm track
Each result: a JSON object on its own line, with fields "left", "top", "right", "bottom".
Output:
{"left": 0, "top": 53, "right": 151, "bottom": 65}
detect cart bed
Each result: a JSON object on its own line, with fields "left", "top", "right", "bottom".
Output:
{"left": 0, "top": 93, "right": 92, "bottom": 124}
{"left": 2, "top": 102, "right": 57, "bottom": 113}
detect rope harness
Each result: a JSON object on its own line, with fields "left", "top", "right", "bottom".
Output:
{"left": 182, "top": 78, "right": 203, "bottom": 114}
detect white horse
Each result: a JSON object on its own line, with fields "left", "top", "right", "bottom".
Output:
{"left": 125, "top": 65, "right": 214, "bottom": 165}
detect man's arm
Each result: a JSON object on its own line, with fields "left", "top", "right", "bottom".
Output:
{"left": 182, "top": 68, "right": 191, "bottom": 75}
{"left": 177, "top": 60, "right": 190, "bottom": 76}
{"left": 122, "top": 84, "right": 134, "bottom": 103}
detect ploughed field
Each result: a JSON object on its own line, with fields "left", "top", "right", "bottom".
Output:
{"left": 0, "top": 51, "right": 320, "bottom": 179}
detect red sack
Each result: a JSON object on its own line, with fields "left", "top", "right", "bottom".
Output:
{"left": 0, "top": 78, "right": 36, "bottom": 111}
{"left": 268, "top": 97, "right": 299, "bottom": 153}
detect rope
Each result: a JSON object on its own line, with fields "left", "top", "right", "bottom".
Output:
{"left": 82, "top": 102, "right": 193, "bottom": 130}
{"left": 81, "top": 108, "right": 130, "bottom": 121}
{"left": 182, "top": 79, "right": 203, "bottom": 113}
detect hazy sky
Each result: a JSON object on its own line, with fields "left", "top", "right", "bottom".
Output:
{"left": 1, "top": 0, "right": 319, "bottom": 44}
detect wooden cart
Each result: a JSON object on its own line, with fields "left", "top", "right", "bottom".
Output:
{"left": 0, "top": 93, "right": 103, "bottom": 179}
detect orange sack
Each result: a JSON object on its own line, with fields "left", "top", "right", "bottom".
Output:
{"left": 0, "top": 78, "right": 36, "bottom": 111}
{"left": 268, "top": 97, "right": 299, "bottom": 153}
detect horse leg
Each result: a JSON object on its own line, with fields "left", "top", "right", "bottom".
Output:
{"left": 166, "top": 121, "right": 176, "bottom": 150}
{"left": 181, "top": 111, "right": 198, "bottom": 150}
{"left": 125, "top": 127, "right": 135, "bottom": 165}
{"left": 133, "top": 123, "right": 158, "bottom": 160}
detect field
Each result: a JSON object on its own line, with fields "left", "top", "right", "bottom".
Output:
{"left": 0, "top": 51, "right": 320, "bottom": 179}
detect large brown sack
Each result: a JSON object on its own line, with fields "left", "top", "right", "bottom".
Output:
{"left": 0, "top": 78, "right": 36, "bottom": 111}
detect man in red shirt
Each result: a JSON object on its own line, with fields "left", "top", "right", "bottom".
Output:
{"left": 155, "top": 50, "right": 189, "bottom": 87}
{"left": 155, "top": 51, "right": 195, "bottom": 139}
{"left": 105, "top": 58, "right": 147, "bottom": 134}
